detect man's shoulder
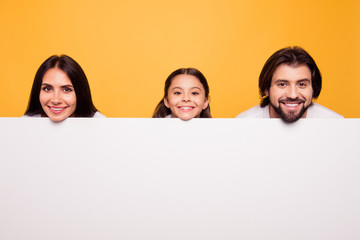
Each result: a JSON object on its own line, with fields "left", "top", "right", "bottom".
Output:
{"left": 236, "top": 105, "right": 269, "bottom": 118}
{"left": 307, "top": 103, "right": 344, "bottom": 118}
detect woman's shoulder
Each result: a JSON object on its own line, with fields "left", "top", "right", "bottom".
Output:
{"left": 21, "top": 114, "right": 41, "bottom": 118}
{"left": 93, "top": 111, "right": 106, "bottom": 118}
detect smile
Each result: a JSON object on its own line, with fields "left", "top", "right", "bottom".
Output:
{"left": 281, "top": 102, "right": 303, "bottom": 110}
{"left": 179, "top": 106, "right": 194, "bottom": 112}
{"left": 48, "top": 106, "right": 67, "bottom": 114}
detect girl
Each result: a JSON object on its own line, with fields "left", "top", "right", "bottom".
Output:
{"left": 24, "top": 55, "right": 105, "bottom": 122}
{"left": 153, "top": 68, "right": 211, "bottom": 120}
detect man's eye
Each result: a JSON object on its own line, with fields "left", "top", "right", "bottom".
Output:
{"left": 299, "top": 82, "right": 307, "bottom": 87}
{"left": 278, "top": 82, "right": 286, "bottom": 87}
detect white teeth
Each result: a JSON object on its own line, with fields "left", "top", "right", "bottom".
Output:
{"left": 50, "top": 107, "right": 64, "bottom": 111}
{"left": 286, "top": 103, "right": 298, "bottom": 107}
{"left": 180, "top": 107, "right": 193, "bottom": 110}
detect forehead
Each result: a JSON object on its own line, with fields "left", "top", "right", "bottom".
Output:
{"left": 272, "top": 64, "right": 311, "bottom": 83}
{"left": 42, "top": 68, "right": 72, "bottom": 85}
{"left": 170, "top": 74, "right": 204, "bottom": 89}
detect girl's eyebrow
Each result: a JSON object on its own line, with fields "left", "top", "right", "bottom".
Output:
{"left": 190, "top": 87, "right": 201, "bottom": 90}
{"left": 171, "top": 86, "right": 202, "bottom": 90}
{"left": 171, "top": 86, "right": 183, "bottom": 90}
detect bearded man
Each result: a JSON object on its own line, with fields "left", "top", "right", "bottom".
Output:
{"left": 236, "top": 46, "right": 343, "bottom": 122}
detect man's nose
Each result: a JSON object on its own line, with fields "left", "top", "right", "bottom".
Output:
{"left": 287, "top": 85, "right": 298, "bottom": 99}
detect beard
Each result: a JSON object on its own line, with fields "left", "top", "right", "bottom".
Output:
{"left": 270, "top": 100, "right": 312, "bottom": 123}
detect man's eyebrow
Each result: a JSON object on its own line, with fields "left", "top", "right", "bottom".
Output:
{"left": 273, "top": 78, "right": 311, "bottom": 82}
{"left": 273, "top": 79, "right": 289, "bottom": 83}
{"left": 297, "top": 78, "right": 311, "bottom": 82}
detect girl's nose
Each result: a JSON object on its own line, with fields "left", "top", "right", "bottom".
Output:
{"left": 181, "top": 93, "right": 191, "bottom": 102}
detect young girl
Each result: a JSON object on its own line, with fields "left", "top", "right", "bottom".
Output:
{"left": 153, "top": 68, "right": 211, "bottom": 120}
{"left": 24, "top": 55, "right": 105, "bottom": 122}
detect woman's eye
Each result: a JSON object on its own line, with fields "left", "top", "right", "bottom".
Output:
{"left": 299, "top": 82, "right": 307, "bottom": 87}
{"left": 42, "top": 86, "right": 52, "bottom": 92}
{"left": 278, "top": 82, "right": 286, "bottom": 87}
{"left": 63, "top": 88, "right": 73, "bottom": 92}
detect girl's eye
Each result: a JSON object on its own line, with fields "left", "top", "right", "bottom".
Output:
{"left": 192, "top": 92, "right": 199, "bottom": 95}
{"left": 174, "top": 91, "right": 181, "bottom": 95}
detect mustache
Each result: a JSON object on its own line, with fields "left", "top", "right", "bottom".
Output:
{"left": 278, "top": 97, "right": 305, "bottom": 102}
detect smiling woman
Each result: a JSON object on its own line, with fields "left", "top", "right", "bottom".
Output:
{"left": 152, "top": 68, "right": 211, "bottom": 120}
{"left": 24, "top": 55, "right": 105, "bottom": 122}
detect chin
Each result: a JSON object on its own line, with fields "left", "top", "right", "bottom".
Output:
{"left": 49, "top": 117, "right": 66, "bottom": 122}
{"left": 47, "top": 113, "right": 70, "bottom": 122}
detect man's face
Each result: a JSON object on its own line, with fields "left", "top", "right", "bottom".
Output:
{"left": 266, "top": 64, "right": 313, "bottom": 122}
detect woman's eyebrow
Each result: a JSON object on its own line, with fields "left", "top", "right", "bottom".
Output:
{"left": 41, "top": 83, "right": 74, "bottom": 88}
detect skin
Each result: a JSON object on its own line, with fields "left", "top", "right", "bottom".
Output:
{"left": 164, "top": 74, "right": 209, "bottom": 121}
{"left": 39, "top": 68, "right": 77, "bottom": 122}
{"left": 266, "top": 64, "right": 313, "bottom": 123}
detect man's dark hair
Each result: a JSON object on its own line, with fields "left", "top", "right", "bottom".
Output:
{"left": 259, "top": 46, "right": 322, "bottom": 107}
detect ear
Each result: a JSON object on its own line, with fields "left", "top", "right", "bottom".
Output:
{"left": 265, "top": 89, "right": 269, "bottom": 97}
{"left": 202, "top": 97, "right": 209, "bottom": 110}
{"left": 164, "top": 98, "right": 169, "bottom": 108}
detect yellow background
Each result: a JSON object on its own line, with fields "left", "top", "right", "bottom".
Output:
{"left": 1, "top": 0, "right": 359, "bottom": 118}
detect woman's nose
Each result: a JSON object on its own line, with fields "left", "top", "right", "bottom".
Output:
{"left": 51, "top": 91, "right": 62, "bottom": 104}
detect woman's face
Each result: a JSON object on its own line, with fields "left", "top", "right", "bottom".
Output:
{"left": 39, "top": 68, "right": 77, "bottom": 122}
{"left": 164, "top": 74, "right": 209, "bottom": 120}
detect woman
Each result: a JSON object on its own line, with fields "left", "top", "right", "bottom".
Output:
{"left": 24, "top": 55, "right": 105, "bottom": 122}
{"left": 153, "top": 68, "right": 211, "bottom": 120}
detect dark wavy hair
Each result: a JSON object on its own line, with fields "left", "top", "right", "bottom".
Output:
{"left": 259, "top": 46, "right": 322, "bottom": 107}
{"left": 152, "top": 68, "right": 211, "bottom": 118}
{"left": 25, "top": 55, "right": 98, "bottom": 117}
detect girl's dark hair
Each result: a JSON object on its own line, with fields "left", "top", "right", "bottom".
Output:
{"left": 25, "top": 55, "right": 98, "bottom": 117}
{"left": 259, "top": 46, "right": 322, "bottom": 107}
{"left": 152, "top": 68, "right": 211, "bottom": 118}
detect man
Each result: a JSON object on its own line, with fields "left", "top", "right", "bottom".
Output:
{"left": 236, "top": 46, "right": 343, "bottom": 122}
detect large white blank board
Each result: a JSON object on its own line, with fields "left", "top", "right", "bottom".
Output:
{"left": 0, "top": 118, "right": 359, "bottom": 240}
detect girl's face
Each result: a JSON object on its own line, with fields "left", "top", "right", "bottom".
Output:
{"left": 164, "top": 74, "right": 209, "bottom": 120}
{"left": 39, "top": 68, "right": 77, "bottom": 122}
